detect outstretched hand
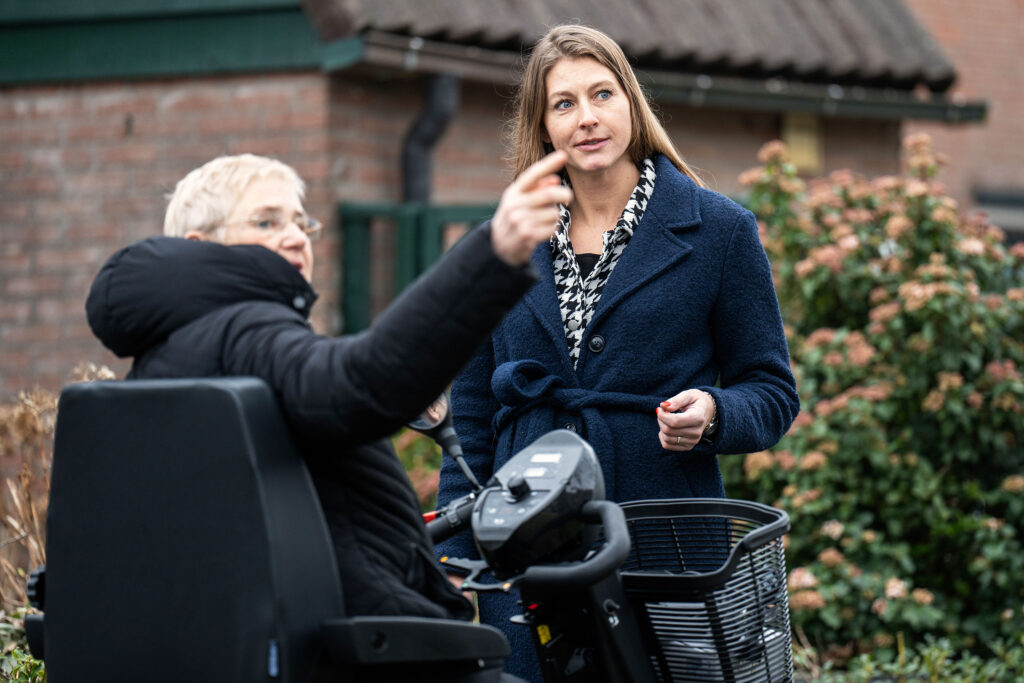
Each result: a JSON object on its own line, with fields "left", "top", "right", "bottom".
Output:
{"left": 656, "top": 389, "right": 716, "bottom": 452}
{"left": 491, "top": 150, "right": 573, "bottom": 266}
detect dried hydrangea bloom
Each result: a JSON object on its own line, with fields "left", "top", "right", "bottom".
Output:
{"left": 885, "top": 577, "right": 908, "bottom": 599}
{"left": 757, "top": 140, "right": 788, "bottom": 164}
{"left": 790, "top": 590, "right": 826, "bottom": 611}
{"left": 821, "top": 520, "right": 845, "bottom": 540}
{"left": 787, "top": 567, "right": 819, "bottom": 590}
{"left": 818, "top": 548, "right": 845, "bottom": 567}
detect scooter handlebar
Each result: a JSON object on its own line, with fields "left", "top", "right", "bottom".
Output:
{"left": 520, "top": 500, "right": 631, "bottom": 587}
{"left": 426, "top": 494, "right": 476, "bottom": 545}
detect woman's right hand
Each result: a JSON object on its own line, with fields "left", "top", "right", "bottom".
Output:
{"left": 490, "top": 150, "right": 573, "bottom": 266}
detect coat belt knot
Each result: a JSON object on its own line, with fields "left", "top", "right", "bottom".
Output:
{"left": 489, "top": 359, "right": 663, "bottom": 498}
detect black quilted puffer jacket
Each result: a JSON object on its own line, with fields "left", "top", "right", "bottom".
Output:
{"left": 86, "top": 226, "right": 535, "bottom": 621}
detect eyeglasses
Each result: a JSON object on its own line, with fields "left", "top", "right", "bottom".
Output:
{"left": 221, "top": 211, "right": 323, "bottom": 242}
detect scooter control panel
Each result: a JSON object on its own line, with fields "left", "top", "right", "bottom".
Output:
{"left": 472, "top": 430, "right": 604, "bottom": 576}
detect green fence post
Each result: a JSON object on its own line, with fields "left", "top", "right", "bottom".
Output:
{"left": 419, "top": 205, "right": 497, "bottom": 272}
{"left": 339, "top": 202, "right": 497, "bottom": 333}
{"left": 419, "top": 206, "right": 445, "bottom": 273}
{"left": 393, "top": 203, "right": 422, "bottom": 293}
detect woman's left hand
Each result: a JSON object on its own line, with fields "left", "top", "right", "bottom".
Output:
{"left": 656, "top": 389, "right": 716, "bottom": 451}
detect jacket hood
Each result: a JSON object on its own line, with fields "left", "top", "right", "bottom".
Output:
{"left": 87, "top": 237, "right": 317, "bottom": 358}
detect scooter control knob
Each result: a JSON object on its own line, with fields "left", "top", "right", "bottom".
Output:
{"left": 507, "top": 475, "right": 531, "bottom": 501}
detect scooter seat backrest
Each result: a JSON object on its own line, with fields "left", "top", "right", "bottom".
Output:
{"left": 43, "top": 377, "right": 346, "bottom": 683}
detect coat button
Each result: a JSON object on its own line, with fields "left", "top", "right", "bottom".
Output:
{"left": 563, "top": 423, "right": 577, "bottom": 433}
{"left": 587, "top": 335, "right": 605, "bottom": 353}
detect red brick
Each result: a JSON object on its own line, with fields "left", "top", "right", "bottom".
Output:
{"left": 36, "top": 248, "right": 103, "bottom": 271}
{"left": 23, "top": 148, "right": 66, "bottom": 172}
{"left": 97, "top": 143, "right": 161, "bottom": 164}
{"left": 0, "top": 151, "right": 27, "bottom": 169}
{"left": 2, "top": 324, "right": 61, "bottom": 344}
{"left": 56, "top": 147, "right": 95, "bottom": 170}
{"left": 64, "top": 224, "right": 123, "bottom": 244}
{"left": 265, "top": 110, "right": 329, "bottom": 131}
{"left": 357, "top": 166, "right": 399, "bottom": 185}
{"left": 159, "top": 89, "right": 228, "bottom": 112}
{"left": 293, "top": 159, "right": 330, "bottom": 182}
{"left": 229, "top": 85, "right": 295, "bottom": 109}
{"left": 4, "top": 175, "right": 59, "bottom": 195}
{"left": 64, "top": 271, "right": 98, "bottom": 295}
{"left": 1, "top": 223, "right": 63, "bottom": 246}
{"left": 903, "top": 0, "right": 1021, "bottom": 208}
{"left": 228, "top": 136, "right": 293, "bottom": 157}
{"left": 34, "top": 197, "right": 99, "bottom": 221}
{"left": 294, "top": 134, "right": 330, "bottom": 154}
{"left": 0, "top": 251, "right": 31, "bottom": 273}
{"left": 66, "top": 122, "right": 123, "bottom": 143}
{"left": 0, "top": 350, "right": 32, "bottom": 369}
{"left": 101, "top": 196, "right": 160, "bottom": 219}
{"left": 195, "top": 114, "right": 265, "bottom": 135}
{"left": 158, "top": 141, "right": 227, "bottom": 163}
{"left": 91, "top": 91, "right": 159, "bottom": 116}
{"left": 148, "top": 115, "right": 202, "bottom": 139}
{"left": 0, "top": 201, "right": 31, "bottom": 221}
{"left": 0, "top": 125, "right": 61, "bottom": 146}
{"left": 35, "top": 299, "right": 85, "bottom": 323}
{"left": 63, "top": 322, "right": 96, "bottom": 342}
{"left": 0, "top": 377, "right": 34, "bottom": 400}
{"left": 4, "top": 276, "right": 62, "bottom": 296}
{"left": 296, "top": 83, "right": 330, "bottom": 108}
{"left": 65, "top": 171, "right": 132, "bottom": 195}
{"left": 127, "top": 169, "right": 194, "bottom": 195}
{"left": 29, "top": 92, "right": 86, "bottom": 118}
{"left": 0, "top": 97, "right": 26, "bottom": 121}
{"left": 0, "top": 302, "right": 31, "bottom": 323}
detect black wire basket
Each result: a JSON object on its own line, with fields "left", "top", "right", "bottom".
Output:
{"left": 618, "top": 498, "right": 793, "bottom": 683}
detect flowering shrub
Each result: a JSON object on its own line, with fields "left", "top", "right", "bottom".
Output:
{"left": 725, "top": 136, "right": 1024, "bottom": 661}
{"left": 797, "top": 634, "right": 1024, "bottom": 682}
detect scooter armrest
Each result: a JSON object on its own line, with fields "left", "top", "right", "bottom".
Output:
{"left": 321, "top": 616, "right": 509, "bottom": 665}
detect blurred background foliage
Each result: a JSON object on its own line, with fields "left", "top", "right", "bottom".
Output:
{"left": 721, "top": 134, "right": 1024, "bottom": 671}
{"left": 394, "top": 428, "right": 443, "bottom": 512}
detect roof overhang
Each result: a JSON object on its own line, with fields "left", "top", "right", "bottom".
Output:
{"left": 324, "top": 31, "right": 986, "bottom": 125}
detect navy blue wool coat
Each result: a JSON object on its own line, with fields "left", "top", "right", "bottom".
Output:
{"left": 436, "top": 154, "right": 799, "bottom": 680}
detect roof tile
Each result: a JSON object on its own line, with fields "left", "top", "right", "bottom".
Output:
{"left": 302, "top": 0, "right": 957, "bottom": 91}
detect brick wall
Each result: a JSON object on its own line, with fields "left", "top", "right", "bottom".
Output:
{"left": 0, "top": 72, "right": 332, "bottom": 397}
{"left": 1, "top": 67, "right": 901, "bottom": 399}
{"left": 903, "top": 0, "right": 1024, "bottom": 207}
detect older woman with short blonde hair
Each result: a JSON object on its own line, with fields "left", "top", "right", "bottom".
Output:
{"left": 86, "top": 149, "right": 569, "bottom": 682}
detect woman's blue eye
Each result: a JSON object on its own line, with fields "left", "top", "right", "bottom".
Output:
{"left": 596, "top": 90, "right": 611, "bottom": 100}
{"left": 257, "top": 219, "right": 275, "bottom": 230}
{"left": 555, "top": 100, "right": 572, "bottom": 110}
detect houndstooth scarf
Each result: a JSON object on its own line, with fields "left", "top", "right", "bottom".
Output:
{"left": 551, "top": 158, "right": 657, "bottom": 368}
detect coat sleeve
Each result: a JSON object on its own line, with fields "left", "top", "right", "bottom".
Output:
{"left": 699, "top": 210, "right": 799, "bottom": 454}
{"left": 434, "top": 334, "right": 501, "bottom": 561}
{"left": 219, "top": 225, "right": 536, "bottom": 446}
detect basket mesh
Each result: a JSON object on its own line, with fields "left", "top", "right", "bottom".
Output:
{"left": 620, "top": 503, "right": 793, "bottom": 683}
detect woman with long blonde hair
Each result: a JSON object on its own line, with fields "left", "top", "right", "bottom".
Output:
{"left": 437, "top": 25, "right": 799, "bottom": 680}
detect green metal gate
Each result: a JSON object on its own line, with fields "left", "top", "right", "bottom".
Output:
{"left": 338, "top": 202, "right": 497, "bottom": 333}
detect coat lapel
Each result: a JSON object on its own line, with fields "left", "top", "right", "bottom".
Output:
{"left": 518, "top": 156, "right": 704, "bottom": 370}
{"left": 522, "top": 243, "right": 577, "bottom": 372}
{"left": 589, "top": 156, "right": 703, "bottom": 329}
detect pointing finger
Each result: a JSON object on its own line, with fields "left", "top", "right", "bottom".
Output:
{"left": 515, "top": 150, "right": 568, "bottom": 191}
